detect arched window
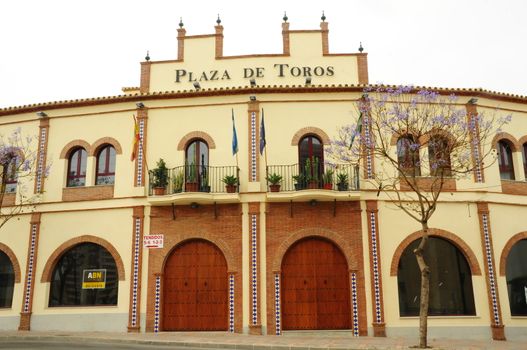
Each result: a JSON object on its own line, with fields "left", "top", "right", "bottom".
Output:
{"left": 0, "top": 250, "right": 15, "bottom": 308}
{"left": 397, "top": 135, "right": 421, "bottom": 176}
{"left": 498, "top": 140, "right": 515, "bottom": 180}
{"left": 428, "top": 136, "right": 451, "bottom": 177}
{"left": 185, "top": 139, "right": 209, "bottom": 192}
{"left": 67, "top": 147, "right": 87, "bottom": 187}
{"left": 299, "top": 135, "right": 324, "bottom": 187}
{"left": 505, "top": 239, "right": 527, "bottom": 316}
{"left": 95, "top": 145, "right": 116, "bottom": 185}
{"left": 522, "top": 143, "right": 527, "bottom": 180}
{"left": 49, "top": 243, "right": 118, "bottom": 306}
{"left": 397, "top": 237, "right": 475, "bottom": 316}
{"left": 2, "top": 155, "right": 18, "bottom": 193}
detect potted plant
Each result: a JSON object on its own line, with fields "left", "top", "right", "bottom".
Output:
{"left": 172, "top": 169, "right": 184, "bottom": 193}
{"left": 304, "top": 157, "right": 320, "bottom": 189}
{"left": 152, "top": 158, "right": 168, "bottom": 195}
{"left": 322, "top": 169, "right": 334, "bottom": 190}
{"left": 292, "top": 174, "right": 306, "bottom": 191}
{"left": 337, "top": 172, "right": 349, "bottom": 191}
{"left": 222, "top": 175, "right": 238, "bottom": 193}
{"left": 266, "top": 173, "right": 283, "bottom": 192}
{"left": 185, "top": 161, "right": 199, "bottom": 192}
{"left": 200, "top": 170, "right": 211, "bottom": 193}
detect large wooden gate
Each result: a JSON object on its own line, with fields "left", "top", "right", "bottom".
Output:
{"left": 281, "top": 237, "right": 351, "bottom": 330}
{"left": 163, "top": 239, "right": 228, "bottom": 331}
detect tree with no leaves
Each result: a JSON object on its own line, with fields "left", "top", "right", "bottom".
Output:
{"left": 327, "top": 86, "right": 511, "bottom": 348}
{"left": 0, "top": 127, "right": 45, "bottom": 230}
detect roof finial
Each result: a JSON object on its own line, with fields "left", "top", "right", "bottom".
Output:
{"left": 145, "top": 50, "right": 150, "bottom": 61}
{"left": 216, "top": 14, "right": 221, "bottom": 25}
{"left": 321, "top": 11, "right": 326, "bottom": 22}
{"left": 283, "top": 11, "right": 288, "bottom": 23}
{"left": 179, "top": 17, "right": 184, "bottom": 28}
{"left": 358, "top": 42, "right": 364, "bottom": 53}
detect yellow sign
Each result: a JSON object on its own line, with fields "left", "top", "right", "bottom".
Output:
{"left": 82, "top": 269, "right": 106, "bottom": 289}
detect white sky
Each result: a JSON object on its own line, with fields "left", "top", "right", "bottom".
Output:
{"left": 1, "top": 0, "right": 526, "bottom": 108}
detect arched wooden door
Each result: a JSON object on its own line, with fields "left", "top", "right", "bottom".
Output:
{"left": 281, "top": 237, "right": 351, "bottom": 330}
{"left": 163, "top": 239, "right": 228, "bottom": 331}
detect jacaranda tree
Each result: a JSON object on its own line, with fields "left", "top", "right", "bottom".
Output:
{"left": 327, "top": 86, "right": 511, "bottom": 348}
{"left": 0, "top": 127, "right": 44, "bottom": 230}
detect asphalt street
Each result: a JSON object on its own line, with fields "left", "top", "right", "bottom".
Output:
{"left": 0, "top": 340, "right": 199, "bottom": 350}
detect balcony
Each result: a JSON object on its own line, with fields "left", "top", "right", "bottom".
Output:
{"left": 148, "top": 165, "right": 239, "bottom": 205}
{"left": 265, "top": 163, "right": 360, "bottom": 202}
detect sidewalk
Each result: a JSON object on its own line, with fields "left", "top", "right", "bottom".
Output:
{"left": 0, "top": 331, "right": 525, "bottom": 350}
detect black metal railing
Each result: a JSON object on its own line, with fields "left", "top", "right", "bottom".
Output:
{"left": 265, "top": 163, "right": 360, "bottom": 192}
{"left": 149, "top": 165, "right": 239, "bottom": 195}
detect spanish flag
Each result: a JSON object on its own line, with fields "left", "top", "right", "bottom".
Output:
{"left": 131, "top": 115, "right": 140, "bottom": 161}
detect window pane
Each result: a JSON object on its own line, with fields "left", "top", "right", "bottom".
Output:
{"left": 506, "top": 239, "right": 527, "bottom": 316}
{"left": 49, "top": 243, "right": 118, "bottom": 306}
{"left": 0, "top": 251, "right": 14, "bottom": 308}
{"left": 397, "top": 237, "right": 475, "bottom": 316}
{"left": 68, "top": 148, "right": 87, "bottom": 187}
{"left": 96, "top": 146, "right": 116, "bottom": 185}
{"left": 498, "top": 141, "right": 515, "bottom": 180}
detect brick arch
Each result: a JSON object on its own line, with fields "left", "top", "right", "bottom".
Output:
{"left": 518, "top": 135, "right": 527, "bottom": 149}
{"left": 90, "top": 137, "right": 123, "bottom": 156}
{"left": 491, "top": 132, "right": 519, "bottom": 152}
{"left": 390, "top": 132, "right": 418, "bottom": 146}
{"left": 499, "top": 231, "right": 527, "bottom": 276}
{"left": 155, "top": 234, "right": 235, "bottom": 274}
{"left": 271, "top": 227, "right": 358, "bottom": 272}
{"left": 59, "top": 140, "right": 91, "bottom": 159}
{"left": 40, "top": 235, "right": 125, "bottom": 282}
{"left": 290, "top": 127, "right": 331, "bottom": 146}
{"left": 390, "top": 228, "right": 482, "bottom": 276}
{"left": 177, "top": 131, "right": 216, "bottom": 150}
{"left": 0, "top": 243, "right": 21, "bottom": 283}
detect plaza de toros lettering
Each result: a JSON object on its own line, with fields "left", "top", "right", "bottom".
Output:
{"left": 174, "top": 64, "right": 335, "bottom": 83}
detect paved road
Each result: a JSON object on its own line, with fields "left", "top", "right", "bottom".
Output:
{"left": 0, "top": 340, "right": 192, "bottom": 350}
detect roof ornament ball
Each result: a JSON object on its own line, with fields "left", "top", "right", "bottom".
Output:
{"left": 145, "top": 50, "right": 150, "bottom": 61}
{"left": 321, "top": 11, "right": 326, "bottom": 22}
{"left": 358, "top": 42, "right": 364, "bottom": 53}
{"left": 283, "top": 11, "right": 288, "bottom": 23}
{"left": 179, "top": 17, "right": 184, "bottom": 28}
{"left": 216, "top": 14, "right": 221, "bottom": 25}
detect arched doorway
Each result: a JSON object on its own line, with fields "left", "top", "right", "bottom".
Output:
{"left": 505, "top": 239, "right": 527, "bottom": 316}
{"left": 281, "top": 237, "right": 351, "bottom": 330}
{"left": 163, "top": 239, "right": 228, "bottom": 331}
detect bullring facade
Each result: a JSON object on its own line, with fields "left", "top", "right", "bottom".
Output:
{"left": 0, "top": 18, "right": 526, "bottom": 340}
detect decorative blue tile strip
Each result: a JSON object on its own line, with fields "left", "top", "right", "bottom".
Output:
{"left": 131, "top": 217, "right": 141, "bottom": 327}
{"left": 471, "top": 120, "right": 483, "bottom": 182}
{"left": 251, "top": 214, "right": 258, "bottom": 325}
{"left": 136, "top": 119, "right": 145, "bottom": 186}
{"left": 229, "top": 273, "right": 235, "bottom": 333}
{"left": 251, "top": 112, "right": 257, "bottom": 181}
{"left": 370, "top": 212, "right": 382, "bottom": 324}
{"left": 364, "top": 114, "right": 373, "bottom": 179}
{"left": 23, "top": 224, "right": 37, "bottom": 313}
{"left": 154, "top": 275, "right": 161, "bottom": 333}
{"left": 274, "top": 273, "right": 281, "bottom": 335}
{"left": 36, "top": 127, "right": 47, "bottom": 193}
{"left": 351, "top": 272, "right": 359, "bottom": 337}
{"left": 482, "top": 213, "right": 500, "bottom": 325}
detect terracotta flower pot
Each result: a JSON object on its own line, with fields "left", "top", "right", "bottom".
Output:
{"left": 185, "top": 182, "right": 199, "bottom": 192}
{"left": 323, "top": 183, "right": 333, "bottom": 190}
{"left": 226, "top": 184, "right": 237, "bottom": 193}
{"left": 153, "top": 187, "right": 166, "bottom": 196}
{"left": 269, "top": 184, "right": 281, "bottom": 192}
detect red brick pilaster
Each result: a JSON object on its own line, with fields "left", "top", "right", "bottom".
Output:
{"left": 34, "top": 117, "right": 49, "bottom": 194}
{"left": 282, "top": 22, "right": 290, "bottom": 55}
{"left": 134, "top": 108, "right": 148, "bottom": 188}
{"left": 477, "top": 202, "right": 505, "bottom": 340}
{"left": 177, "top": 27, "right": 186, "bottom": 61}
{"left": 215, "top": 25, "right": 224, "bottom": 58}
{"left": 248, "top": 202, "right": 262, "bottom": 334}
{"left": 365, "top": 201, "right": 386, "bottom": 336}
{"left": 140, "top": 62, "right": 151, "bottom": 94}
{"left": 128, "top": 206, "right": 145, "bottom": 332}
{"left": 248, "top": 100, "right": 260, "bottom": 182}
{"left": 466, "top": 102, "right": 485, "bottom": 183}
{"left": 320, "top": 21, "right": 329, "bottom": 55}
{"left": 357, "top": 54, "right": 369, "bottom": 85}
{"left": 19, "top": 212, "right": 41, "bottom": 331}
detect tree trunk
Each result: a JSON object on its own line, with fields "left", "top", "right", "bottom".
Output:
{"left": 414, "top": 222, "right": 430, "bottom": 348}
